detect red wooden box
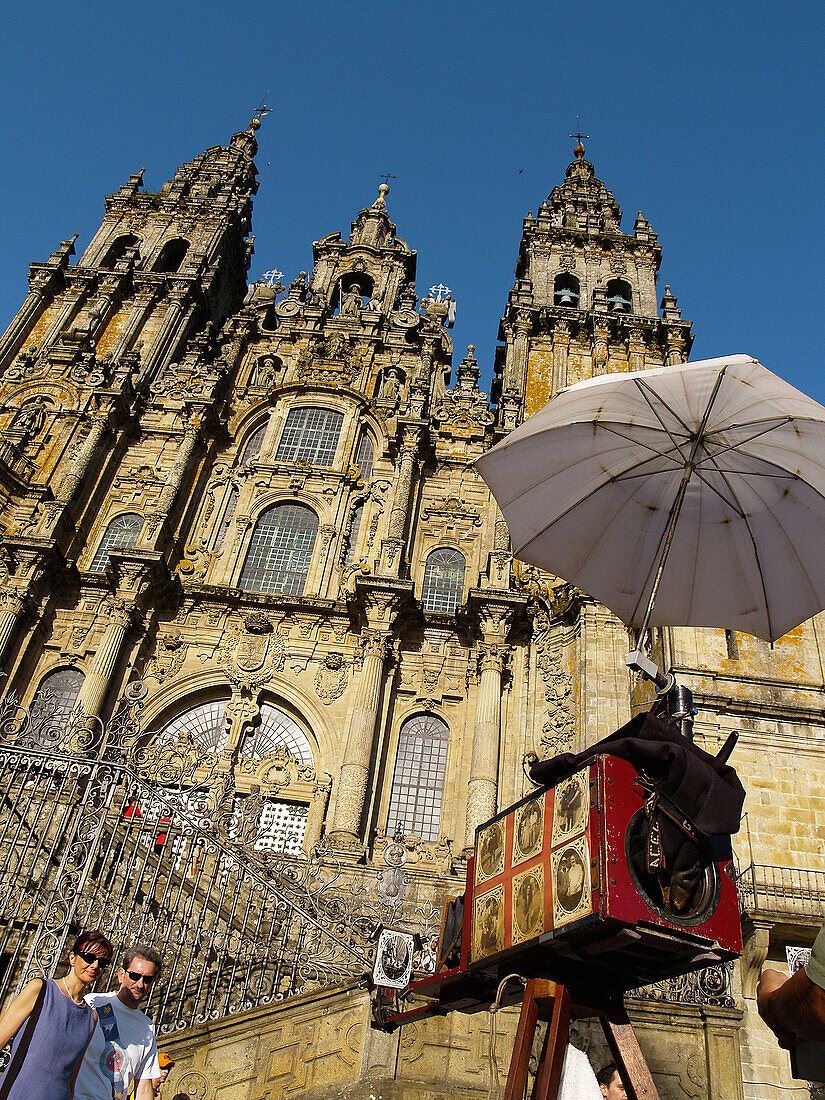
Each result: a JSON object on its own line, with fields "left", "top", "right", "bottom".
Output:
{"left": 412, "top": 755, "right": 741, "bottom": 1011}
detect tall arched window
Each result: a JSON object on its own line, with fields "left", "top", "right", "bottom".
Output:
{"left": 386, "top": 714, "right": 449, "bottom": 842}
{"left": 100, "top": 234, "right": 140, "bottom": 270}
{"left": 554, "top": 273, "right": 580, "bottom": 307}
{"left": 421, "top": 548, "right": 465, "bottom": 614}
{"left": 32, "top": 667, "right": 84, "bottom": 724}
{"left": 275, "top": 407, "right": 344, "bottom": 466}
{"left": 240, "top": 421, "right": 268, "bottom": 463}
{"left": 239, "top": 503, "right": 318, "bottom": 595}
{"left": 354, "top": 433, "right": 374, "bottom": 480}
{"left": 606, "top": 278, "right": 632, "bottom": 313}
{"left": 89, "top": 513, "right": 143, "bottom": 572}
{"left": 243, "top": 703, "right": 314, "bottom": 764}
{"left": 156, "top": 698, "right": 230, "bottom": 754}
{"left": 152, "top": 238, "right": 189, "bottom": 274}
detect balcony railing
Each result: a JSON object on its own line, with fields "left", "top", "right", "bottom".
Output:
{"left": 0, "top": 440, "right": 35, "bottom": 482}
{"left": 736, "top": 863, "right": 825, "bottom": 921}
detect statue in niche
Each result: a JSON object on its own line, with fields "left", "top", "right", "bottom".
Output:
{"left": 381, "top": 367, "right": 404, "bottom": 407}
{"left": 340, "top": 285, "right": 363, "bottom": 317}
{"left": 9, "top": 396, "right": 48, "bottom": 446}
{"left": 252, "top": 355, "right": 279, "bottom": 388}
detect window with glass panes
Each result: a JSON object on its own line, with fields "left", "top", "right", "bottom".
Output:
{"left": 274, "top": 407, "right": 344, "bottom": 466}
{"left": 239, "top": 503, "right": 318, "bottom": 595}
{"left": 240, "top": 421, "right": 268, "bottom": 463}
{"left": 386, "top": 714, "right": 449, "bottom": 842}
{"left": 32, "top": 668, "right": 84, "bottom": 722}
{"left": 354, "top": 433, "right": 374, "bottom": 480}
{"left": 88, "top": 513, "right": 143, "bottom": 572}
{"left": 254, "top": 801, "right": 309, "bottom": 854}
{"left": 421, "top": 548, "right": 465, "bottom": 614}
{"left": 156, "top": 698, "right": 230, "bottom": 754}
{"left": 244, "top": 703, "right": 314, "bottom": 764}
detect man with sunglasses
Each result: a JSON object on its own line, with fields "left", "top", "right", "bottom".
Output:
{"left": 75, "top": 944, "right": 163, "bottom": 1100}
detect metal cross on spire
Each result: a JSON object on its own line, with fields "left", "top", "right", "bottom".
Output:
{"left": 380, "top": 173, "right": 397, "bottom": 187}
{"left": 253, "top": 94, "right": 272, "bottom": 123}
{"left": 570, "top": 117, "right": 589, "bottom": 158}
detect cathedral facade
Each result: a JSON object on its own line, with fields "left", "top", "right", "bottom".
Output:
{"left": 0, "top": 120, "right": 820, "bottom": 1100}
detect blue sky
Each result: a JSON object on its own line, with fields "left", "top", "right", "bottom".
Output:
{"left": 1, "top": 1, "right": 823, "bottom": 399}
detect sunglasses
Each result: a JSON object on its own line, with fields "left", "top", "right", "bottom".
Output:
{"left": 77, "top": 951, "right": 110, "bottom": 969}
{"left": 125, "top": 970, "right": 156, "bottom": 985}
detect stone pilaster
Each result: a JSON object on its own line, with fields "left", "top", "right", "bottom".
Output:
{"left": 327, "top": 628, "right": 391, "bottom": 848}
{"left": 75, "top": 597, "right": 137, "bottom": 718}
{"left": 465, "top": 642, "right": 510, "bottom": 848}
{"left": 380, "top": 425, "right": 420, "bottom": 576}
{"left": 155, "top": 418, "right": 201, "bottom": 520}
{"left": 54, "top": 414, "right": 110, "bottom": 507}
{"left": 304, "top": 781, "right": 331, "bottom": 853}
{"left": 0, "top": 591, "right": 29, "bottom": 667}
{"left": 552, "top": 319, "right": 571, "bottom": 394}
{"left": 141, "top": 285, "right": 190, "bottom": 377}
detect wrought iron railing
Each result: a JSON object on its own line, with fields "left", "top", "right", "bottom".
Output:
{"left": 736, "top": 863, "right": 825, "bottom": 921}
{"left": 0, "top": 682, "right": 440, "bottom": 1033}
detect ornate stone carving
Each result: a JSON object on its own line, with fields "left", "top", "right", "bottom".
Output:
{"left": 145, "top": 629, "right": 187, "bottom": 684}
{"left": 532, "top": 605, "right": 575, "bottom": 754}
{"left": 216, "top": 617, "right": 286, "bottom": 690}
{"left": 314, "top": 651, "right": 349, "bottom": 704}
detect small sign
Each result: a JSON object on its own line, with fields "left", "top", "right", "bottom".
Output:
{"left": 373, "top": 929, "right": 415, "bottom": 990}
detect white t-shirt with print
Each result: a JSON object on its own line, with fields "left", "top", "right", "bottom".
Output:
{"left": 74, "top": 991, "right": 160, "bottom": 1100}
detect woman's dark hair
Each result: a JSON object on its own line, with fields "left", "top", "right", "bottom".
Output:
{"left": 71, "top": 930, "right": 114, "bottom": 960}
{"left": 596, "top": 1062, "right": 619, "bottom": 1087}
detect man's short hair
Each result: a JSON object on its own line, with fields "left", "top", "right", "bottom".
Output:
{"left": 596, "top": 1062, "right": 619, "bottom": 1087}
{"left": 122, "top": 944, "right": 163, "bottom": 977}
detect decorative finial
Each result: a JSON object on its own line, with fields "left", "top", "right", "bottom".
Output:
{"left": 249, "top": 93, "right": 271, "bottom": 132}
{"left": 376, "top": 173, "right": 396, "bottom": 204}
{"left": 570, "top": 116, "right": 589, "bottom": 160}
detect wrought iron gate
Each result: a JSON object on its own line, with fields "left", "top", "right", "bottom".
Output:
{"left": 0, "top": 681, "right": 433, "bottom": 1034}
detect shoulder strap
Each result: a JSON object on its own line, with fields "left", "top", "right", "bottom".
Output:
{"left": 0, "top": 977, "right": 47, "bottom": 1100}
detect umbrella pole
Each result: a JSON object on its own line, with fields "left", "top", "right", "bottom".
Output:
{"left": 628, "top": 368, "right": 727, "bottom": 691}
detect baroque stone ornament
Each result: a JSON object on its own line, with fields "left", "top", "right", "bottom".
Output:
{"left": 314, "top": 651, "right": 349, "bottom": 704}
{"left": 216, "top": 616, "right": 286, "bottom": 690}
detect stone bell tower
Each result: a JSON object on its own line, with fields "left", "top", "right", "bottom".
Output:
{"left": 493, "top": 137, "right": 694, "bottom": 430}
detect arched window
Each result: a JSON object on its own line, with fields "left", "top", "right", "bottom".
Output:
{"left": 386, "top": 714, "right": 449, "bottom": 842}
{"left": 606, "top": 278, "right": 632, "bottom": 313}
{"left": 212, "top": 487, "right": 238, "bottom": 552}
{"left": 354, "top": 433, "right": 374, "bottom": 480}
{"left": 243, "top": 703, "right": 313, "bottom": 764}
{"left": 156, "top": 698, "right": 230, "bottom": 754}
{"left": 152, "top": 238, "right": 189, "bottom": 274}
{"left": 32, "top": 667, "right": 84, "bottom": 724}
{"left": 275, "top": 407, "right": 344, "bottom": 466}
{"left": 89, "top": 513, "right": 143, "bottom": 572}
{"left": 554, "top": 273, "right": 580, "bottom": 308}
{"left": 239, "top": 503, "right": 318, "bottom": 595}
{"left": 100, "top": 234, "right": 140, "bottom": 270}
{"left": 345, "top": 501, "right": 364, "bottom": 566}
{"left": 421, "top": 548, "right": 465, "bottom": 614}
{"left": 240, "top": 421, "right": 268, "bottom": 463}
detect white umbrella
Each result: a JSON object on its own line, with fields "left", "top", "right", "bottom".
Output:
{"left": 476, "top": 355, "right": 825, "bottom": 644}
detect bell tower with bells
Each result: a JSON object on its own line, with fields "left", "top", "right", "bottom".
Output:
{"left": 493, "top": 133, "right": 694, "bottom": 433}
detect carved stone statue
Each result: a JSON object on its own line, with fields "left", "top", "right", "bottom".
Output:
{"left": 340, "top": 285, "right": 363, "bottom": 317}
{"left": 10, "top": 396, "right": 48, "bottom": 445}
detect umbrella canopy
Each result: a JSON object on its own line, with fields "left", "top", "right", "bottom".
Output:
{"left": 476, "top": 355, "right": 825, "bottom": 642}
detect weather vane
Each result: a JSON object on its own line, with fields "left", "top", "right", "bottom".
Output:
{"left": 253, "top": 94, "right": 271, "bottom": 123}
{"left": 570, "top": 117, "right": 589, "bottom": 156}
{"left": 380, "top": 173, "right": 397, "bottom": 187}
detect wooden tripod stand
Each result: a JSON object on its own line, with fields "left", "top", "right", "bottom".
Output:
{"left": 503, "top": 980, "right": 661, "bottom": 1100}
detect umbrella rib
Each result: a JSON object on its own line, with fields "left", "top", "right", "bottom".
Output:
{"left": 632, "top": 379, "right": 695, "bottom": 462}
{"left": 596, "top": 423, "right": 687, "bottom": 468}
{"left": 697, "top": 417, "right": 794, "bottom": 464}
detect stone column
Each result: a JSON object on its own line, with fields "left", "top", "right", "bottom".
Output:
{"left": 108, "top": 288, "right": 159, "bottom": 361}
{"left": 508, "top": 312, "right": 532, "bottom": 395}
{"left": 328, "top": 629, "right": 391, "bottom": 847}
{"left": 552, "top": 320, "right": 571, "bottom": 395}
{"left": 303, "top": 782, "right": 331, "bottom": 853}
{"left": 381, "top": 426, "right": 420, "bottom": 575}
{"left": 627, "top": 326, "right": 646, "bottom": 373}
{"left": 155, "top": 419, "right": 201, "bottom": 519}
{"left": 0, "top": 271, "right": 53, "bottom": 365}
{"left": 141, "top": 287, "right": 190, "bottom": 376}
{"left": 75, "top": 598, "right": 136, "bottom": 719}
{"left": 465, "top": 643, "right": 509, "bottom": 848}
{"left": 54, "top": 415, "right": 110, "bottom": 507}
{"left": 0, "top": 591, "right": 28, "bottom": 667}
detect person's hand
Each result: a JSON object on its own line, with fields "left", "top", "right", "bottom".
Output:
{"left": 757, "top": 970, "right": 797, "bottom": 1048}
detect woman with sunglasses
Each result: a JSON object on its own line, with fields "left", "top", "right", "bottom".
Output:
{"left": 0, "top": 929, "right": 113, "bottom": 1100}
